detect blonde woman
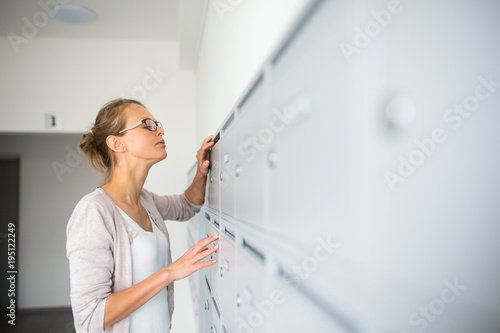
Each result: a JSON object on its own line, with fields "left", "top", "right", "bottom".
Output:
{"left": 67, "top": 98, "right": 218, "bottom": 332}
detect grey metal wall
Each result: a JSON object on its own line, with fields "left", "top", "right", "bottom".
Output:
{"left": 187, "top": 0, "right": 500, "bottom": 332}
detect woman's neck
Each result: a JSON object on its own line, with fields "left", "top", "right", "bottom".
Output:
{"left": 101, "top": 162, "right": 150, "bottom": 208}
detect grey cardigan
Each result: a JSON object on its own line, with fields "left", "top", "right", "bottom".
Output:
{"left": 66, "top": 188, "right": 201, "bottom": 333}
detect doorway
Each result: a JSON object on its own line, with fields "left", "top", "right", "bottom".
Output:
{"left": 0, "top": 157, "right": 20, "bottom": 309}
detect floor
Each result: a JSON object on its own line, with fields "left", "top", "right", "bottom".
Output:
{"left": 0, "top": 307, "right": 74, "bottom": 333}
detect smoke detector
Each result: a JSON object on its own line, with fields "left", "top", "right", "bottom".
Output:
{"left": 51, "top": 5, "right": 95, "bottom": 24}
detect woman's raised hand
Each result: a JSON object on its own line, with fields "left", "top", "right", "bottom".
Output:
{"left": 196, "top": 135, "right": 215, "bottom": 176}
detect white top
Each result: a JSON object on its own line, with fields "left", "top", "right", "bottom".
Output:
{"left": 117, "top": 207, "right": 171, "bottom": 333}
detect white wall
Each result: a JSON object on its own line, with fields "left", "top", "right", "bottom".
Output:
{"left": 195, "top": 0, "right": 313, "bottom": 142}
{"left": 0, "top": 37, "right": 194, "bottom": 137}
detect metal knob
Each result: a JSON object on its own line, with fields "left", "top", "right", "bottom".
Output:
{"left": 220, "top": 170, "right": 224, "bottom": 182}
{"left": 386, "top": 95, "right": 416, "bottom": 127}
{"left": 205, "top": 300, "right": 209, "bottom": 311}
{"left": 235, "top": 164, "right": 240, "bottom": 177}
{"left": 236, "top": 293, "right": 242, "bottom": 307}
{"left": 220, "top": 266, "right": 224, "bottom": 277}
{"left": 268, "top": 150, "right": 278, "bottom": 168}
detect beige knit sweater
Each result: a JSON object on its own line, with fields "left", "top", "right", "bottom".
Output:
{"left": 66, "top": 188, "right": 201, "bottom": 333}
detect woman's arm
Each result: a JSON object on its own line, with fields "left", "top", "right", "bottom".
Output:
{"left": 104, "top": 234, "right": 219, "bottom": 329}
{"left": 185, "top": 136, "right": 215, "bottom": 205}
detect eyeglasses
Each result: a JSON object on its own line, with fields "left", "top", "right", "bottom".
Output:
{"left": 118, "top": 118, "right": 163, "bottom": 134}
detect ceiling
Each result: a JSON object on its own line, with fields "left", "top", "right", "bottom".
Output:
{"left": 0, "top": 0, "right": 181, "bottom": 41}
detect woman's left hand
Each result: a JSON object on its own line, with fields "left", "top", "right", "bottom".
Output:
{"left": 196, "top": 135, "right": 215, "bottom": 175}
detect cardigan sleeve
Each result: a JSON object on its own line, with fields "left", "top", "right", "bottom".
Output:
{"left": 146, "top": 189, "right": 202, "bottom": 222}
{"left": 66, "top": 198, "right": 114, "bottom": 333}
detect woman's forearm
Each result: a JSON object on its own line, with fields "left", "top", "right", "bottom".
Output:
{"left": 184, "top": 170, "right": 208, "bottom": 205}
{"left": 103, "top": 267, "right": 172, "bottom": 329}
{"left": 103, "top": 233, "right": 218, "bottom": 329}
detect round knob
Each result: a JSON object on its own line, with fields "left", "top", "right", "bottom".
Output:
{"left": 242, "top": 135, "right": 256, "bottom": 151}
{"left": 211, "top": 326, "right": 215, "bottom": 333}
{"left": 220, "top": 170, "right": 224, "bottom": 182}
{"left": 385, "top": 95, "right": 416, "bottom": 127}
{"left": 236, "top": 293, "right": 242, "bottom": 307}
{"left": 268, "top": 151, "right": 278, "bottom": 168}
{"left": 235, "top": 164, "right": 241, "bottom": 177}
{"left": 210, "top": 175, "right": 213, "bottom": 183}
{"left": 220, "top": 266, "right": 224, "bottom": 277}
{"left": 205, "top": 300, "right": 209, "bottom": 311}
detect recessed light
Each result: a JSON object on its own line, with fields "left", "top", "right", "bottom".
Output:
{"left": 51, "top": 5, "right": 95, "bottom": 24}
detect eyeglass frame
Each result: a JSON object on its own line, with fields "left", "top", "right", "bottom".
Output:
{"left": 118, "top": 118, "right": 163, "bottom": 134}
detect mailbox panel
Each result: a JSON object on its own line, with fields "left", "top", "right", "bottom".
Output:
{"left": 233, "top": 77, "right": 267, "bottom": 228}
{"left": 235, "top": 239, "right": 270, "bottom": 333}
{"left": 219, "top": 125, "right": 237, "bottom": 219}
{"left": 216, "top": 222, "right": 237, "bottom": 332}
{"left": 265, "top": 0, "right": 350, "bottom": 251}
{"left": 207, "top": 137, "right": 221, "bottom": 212}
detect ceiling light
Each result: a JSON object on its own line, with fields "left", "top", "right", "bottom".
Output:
{"left": 51, "top": 5, "right": 95, "bottom": 24}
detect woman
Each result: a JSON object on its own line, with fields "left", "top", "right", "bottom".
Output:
{"left": 66, "top": 98, "right": 218, "bottom": 333}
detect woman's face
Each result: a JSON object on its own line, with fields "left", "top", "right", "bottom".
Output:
{"left": 118, "top": 103, "right": 167, "bottom": 165}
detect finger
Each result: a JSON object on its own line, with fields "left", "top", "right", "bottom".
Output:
{"left": 196, "top": 142, "right": 215, "bottom": 160}
{"left": 194, "top": 234, "right": 218, "bottom": 252}
{"left": 200, "top": 160, "right": 210, "bottom": 173}
{"left": 204, "top": 135, "right": 214, "bottom": 143}
{"left": 196, "top": 243, "right": 219, "bottom": 261}
{"left": 197, "top": 258, "right": 217, "bottom": 269}
{"left": 200, "top": 140, "right": 215, "bottom": 152}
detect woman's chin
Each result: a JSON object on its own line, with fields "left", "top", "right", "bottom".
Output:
{"left": 159, "top": 151, "right": 167, "bottom": 161}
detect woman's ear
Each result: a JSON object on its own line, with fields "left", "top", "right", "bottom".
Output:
{"left": 106, "top": 135, "right": 125, "bottom": 153}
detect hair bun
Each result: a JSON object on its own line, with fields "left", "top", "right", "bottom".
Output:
{"left": 80, "top": 130, "right": 96, "bottom": 152}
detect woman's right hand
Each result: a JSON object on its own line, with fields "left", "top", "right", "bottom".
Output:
{"left": 166, "top": 234, "right": 219, "bottom": 281}
{"left": 103, "top": 234, "right": 219, "bottom": 328}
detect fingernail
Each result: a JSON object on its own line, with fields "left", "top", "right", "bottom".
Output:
{"left": 214, "top": 234, "right": 219, "bottom": 239}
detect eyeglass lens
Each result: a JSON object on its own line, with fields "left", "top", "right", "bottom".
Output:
{"left": 144, "top": 119, "right": 163, "bottom": 131}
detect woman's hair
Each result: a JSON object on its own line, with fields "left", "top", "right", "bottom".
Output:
{"left": 80, "top": 98, "right": 145, "bottom": 180}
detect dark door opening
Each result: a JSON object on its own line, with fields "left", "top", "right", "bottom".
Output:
{"left": 0, "top": 158, "right": 20, "bottom": 309}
